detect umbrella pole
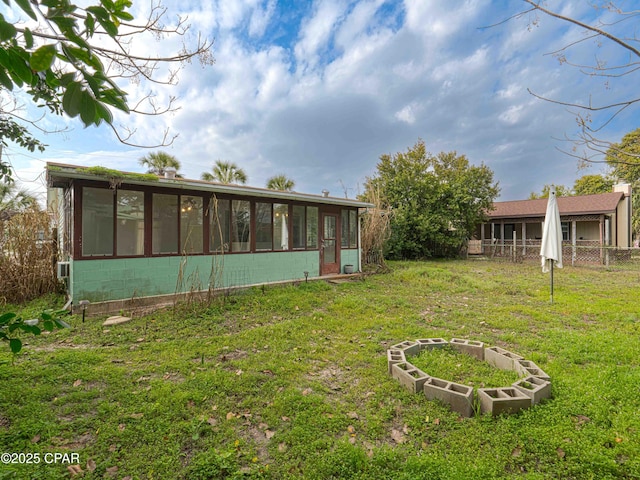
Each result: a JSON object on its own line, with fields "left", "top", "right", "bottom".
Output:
{"left": 550, "top": 259, "right": 554, "bottom": 304}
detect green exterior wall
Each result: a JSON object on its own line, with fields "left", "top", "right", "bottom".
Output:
{"left": 70, "top": 250, "right": 334, "bottom": 303}
{"left": 340, "top": 249, "right": 359, "bottom": 272}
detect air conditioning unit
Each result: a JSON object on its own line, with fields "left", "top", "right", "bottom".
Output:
{"left": 57, "top": 261, "right": 70, "bottom": 279}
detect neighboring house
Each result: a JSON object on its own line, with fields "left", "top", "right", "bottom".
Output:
{"left": 47, "top": 163, "right": 372, "bottom": 313}
{"left": 473, "top": 183, "right": 633, "bottom": 261}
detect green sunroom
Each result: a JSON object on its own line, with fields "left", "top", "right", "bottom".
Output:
{"left": 46, "top": 163, "right": 372, "bottom": 314}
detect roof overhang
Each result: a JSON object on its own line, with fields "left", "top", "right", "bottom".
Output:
{"left": 46, "top": 162, "right": 373, "bottom": 209}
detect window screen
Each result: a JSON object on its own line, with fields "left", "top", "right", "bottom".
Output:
{"left": 152, "top": 194, "right": 178, "bottom": 254}
{"left": 82, "top": 187, "right": 113, "bottom": 256}
{"left": 181, "top": 195, "right": 203, "bottom": 253}
{"left": 117, "top": 190, "right": 144, "bottom": 256}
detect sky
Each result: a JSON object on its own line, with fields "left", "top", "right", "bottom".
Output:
{"left": 3, "top": 0, "right": 639, "bottom": 204}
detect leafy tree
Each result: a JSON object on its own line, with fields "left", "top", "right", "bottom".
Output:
{"left": 201, "top": 160, "right": 248, "bottom": 185}
{"left": 606, "top": 128, "right": 640, "bottom": 240}
{"left": 606, "top": 129, "right": 640, "bottom": 184}
{"left": 266, "top": 174, "right": 295, "bottom": 191}
{"left": 572, "top": 175, "right": 614, "bottom": 196}
{"left": 0, "top": 0, "right": 213, "bottom": 182}
{"left": 528, "top": 184, "right": 571, "bottom": 199}
{"left": 362, "top": 139, "right": 499, "bottom": 259}
{"left": 529, "top": 176, "right": 614, "bottom": 199}
{"left": 139, "top": 151, "right": 182, "bottom": 177}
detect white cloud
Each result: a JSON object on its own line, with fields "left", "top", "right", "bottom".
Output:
{"left": 395, "top": 103, "right": 419, "bottom": 124}
{"left": 5, "top": 0, "right": 631, "bottom": 202}
{"left": 249, "top": 0, "right": 277, "bottom": 37}
{"left": 498, "top": 105, "right": 524, "bottom": 125}
{"left": 294, "top": 0, "right": 347, "bottom": 70}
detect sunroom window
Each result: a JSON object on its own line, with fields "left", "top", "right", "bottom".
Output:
{"left": 181, "top": 195, "right": 203, "bottom": 254}
{"left": 211, "top": 198, "right": 230, "bottom": 253}
{"left": 307, "top": 206, "right": 318, "bottom": 249}
{"left": 341, "top": 209, "right": 358, "bottom": 248}
{"left": 82, "top": 187, "right": 114, "bottom": 257}
{"left": 292, "top": 205, "right": 305, "bottom": 249}
{"left": 255, "top": 202, "right": 273, "bottom": 251}
{"left": 273, "top": 203, "right": 289, "bottom": 251}
{"left": 152, "top": 193, "right": 179, "bottom": 254}
{"left": 117, "top": 190, "right": 144, "bottom": 256}
{"left": 232, "top": 200, "right": 251, "bottom": 252}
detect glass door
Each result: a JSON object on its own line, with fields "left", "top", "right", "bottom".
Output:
{"left": 321, "top": 213, "right": 339, "bottom": 275}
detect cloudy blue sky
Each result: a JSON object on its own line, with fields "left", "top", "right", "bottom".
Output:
{"left": 5, "top": 0, "right": 639, "bottom": 203}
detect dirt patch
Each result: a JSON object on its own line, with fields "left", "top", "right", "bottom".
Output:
{"left": 307, "top": 364, "right": 348, "bottom": 393}
{"left": 219, "top": 349, "right": 248, "bottom": 362}
{"left": 50, "top": 432, "right": 95, "bottom": 450}
{"left": 33, "top": 342, "right": 93, "bottom": 352}
{"left": 244, "top": 425, "right": 272, "bottom": 461}
{"left": 0, "top": 414, "right": 11, "bottom": 429}
{"left": 161, "top": 372, "right": 186, "bottom": 383}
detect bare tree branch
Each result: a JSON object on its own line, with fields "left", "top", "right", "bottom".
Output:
{"left": 522, "top": 0, "right": 640, "bottom": 57}
{"left": 1, "top": 0, "right": 214, "bottom": 154}
{"left": 494, "top": 1, "right": 640, "bottom": 168}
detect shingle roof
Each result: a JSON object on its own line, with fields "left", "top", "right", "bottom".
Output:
{"left": 487, "top": 192, "right": 624, "bottom": 219}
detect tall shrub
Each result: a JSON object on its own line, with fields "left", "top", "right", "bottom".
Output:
{"left": 0, "top": 208, "right": 60, "bottom": 304}
{"left": 363, "top": 139, "right": 499, "bottom": 259}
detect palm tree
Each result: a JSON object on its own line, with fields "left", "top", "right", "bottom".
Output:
{"left": 201, "top": 160, "right": 248, "bottom": 184}
{"left": 266, "top": 174, "right": 295, "bottom": 191}
{"left": 139, "top": 151, "right": 182, "bottom": 177}
{"left": 0, "top": 183, "right": 38, "bottom": 220}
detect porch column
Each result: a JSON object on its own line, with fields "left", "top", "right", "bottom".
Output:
{"left": 521, "top": 223, "right": 527, "bottom": 256}
{"left": 480, "top": 222, "right": 485, "bottom": 254}
{"left": 500, "top": 222, "right": 505, "bottom": 254}
{"left": 490, "top": 223, "right": 495, "bottom": 256}
{"left": 599, "top": 214, "right": 604, "bottom": 263}
{"left": 605, "top": 217, "right": 610, "bottom": 266}
{"left": 571, "top": 221, "right": 577, "bottom": 266}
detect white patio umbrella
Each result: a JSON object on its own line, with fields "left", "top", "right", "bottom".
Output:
{"left": 540, "top": 186, "right": 563, "bottom": 303}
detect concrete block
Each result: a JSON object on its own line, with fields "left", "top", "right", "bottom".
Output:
{"left": 387, "top": 349, "right": 407, "bottom": 375}
{"left": 450, "top": 338, "right": 485, "bottom": 360}
{"left": 390, "top": 340, "right": 421, "bottom": 357}
{"left": 478, "top": 387, "right": 531, "bottom": 416}
{"left": 391, "top": 362, "right": 430, "bottom": 394}
{"left": 484, "top": 346, "right": 524, "bottom": 371}
{"left": 416, "top": 338, "right": 448, "bottom": 350}
{"left": 512, "top": 375, "right": 552, "bottom": 406}
{"left": 423, "top": 376, "right": 474, "bottom": 418}
{"left": 514, "top": 359, "right": 550, "bottom": 381}
{"left": 102, "top": 315, "right": 132, "bottom": 326}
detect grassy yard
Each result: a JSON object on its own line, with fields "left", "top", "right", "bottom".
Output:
{"left": 1, "top": 260, "right": 639, "bottom": 479}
